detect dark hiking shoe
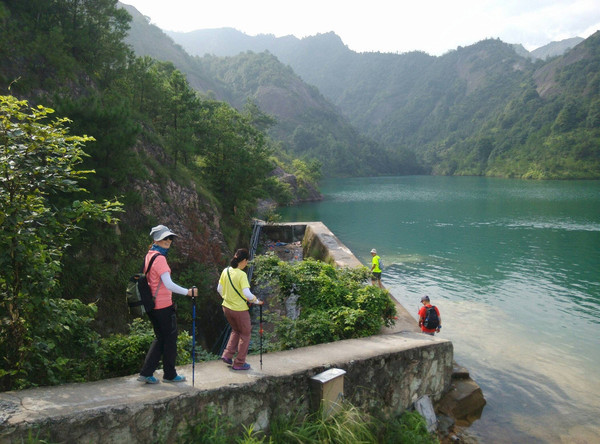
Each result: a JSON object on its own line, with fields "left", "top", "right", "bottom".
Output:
{"left": 232, "top": 363, "right": 251, "bottom": 371}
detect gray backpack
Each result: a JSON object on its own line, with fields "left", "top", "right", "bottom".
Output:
{"left": 126, "top": 254, "right": 161, "bottom": 317}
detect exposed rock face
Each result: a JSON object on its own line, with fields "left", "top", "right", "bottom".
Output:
{"left": 129, "top": 176, "right": 226, "bottom": 264}
{"left": 253, "top": 168, "right": 322, "bottom": 220}
{"left": 127, "top": 139, "right": 229, "bottom": 267}
{"left": 273, "top": 168, "right": 323, "bottom": 204}
{"left": 533, "top": 34, "right": 593, "bottom": 98}
{"left": 275, "top": 166, "right": 322, "bottom": 202}
{"left": 99, "top": 140, "right": 230, "bottom": 340}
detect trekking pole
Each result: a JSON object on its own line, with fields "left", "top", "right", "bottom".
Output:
{"left": 191, "top": 286, "right": 197, "bottom": 387}
{"left": 259, "top": 303, "right": 263, "bottom": 370}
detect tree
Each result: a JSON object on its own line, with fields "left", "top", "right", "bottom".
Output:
{"left": 54, "top": 93, "right": 140, "bottom": 195}
{"left": 243, "top": 98, "right": 277, "bottom": 132}
{"left": 553, "top": 100, "right": 580, "bottom": 133}
{"left": 199, "top": 102, "right": 273, "bottom": 216}
{"left": 0, "top": 96, "right": 122, "bottom": 390}
{"left": 0, "top": 0, "right": 132, "bottom": 92}
{"left": 162, "top": 68, "right": 201, "bottom": 167}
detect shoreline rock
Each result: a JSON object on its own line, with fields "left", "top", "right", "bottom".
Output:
{"left": 435, "top": 363, "right": 486, "bottom": 443}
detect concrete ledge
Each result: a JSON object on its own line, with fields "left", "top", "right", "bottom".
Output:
{"left": 0, "top": 333, "right": 452, "bottom": 443}
{"left": 302, "top": 222, "right": 363, "bottom": 268}
{"left": 260, "top": 222, "right": 363, "bottom": 268}
{"left": 0, "top": 221, "right": 451, "bottom": 443}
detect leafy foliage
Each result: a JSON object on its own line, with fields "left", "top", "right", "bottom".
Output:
{"left": 21, "top": 298, "right": 100, "bottom": 388}
{"left": 178, "top": 401, "right": 439, "bottom": 444}
{"left": 252, "top": 255, "right": 396, "bottom": 349}
{"left": 97, "top": 318, "right": 191, "bottom": 378}
{"left": 197, "top": 100, "right": 274, "bottom": 217}
{"left": 0, "top": 1, "right": 316, "bottom": 393}
{"left": 0, "top": 96, "right": 122, "bottom": 390}
{"left": 0, "top": 0, "right": 131, "bottom": 93}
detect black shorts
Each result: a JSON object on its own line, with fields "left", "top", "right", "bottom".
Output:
{"left": 372, "top": 272, "right": 382, "bottom": 280}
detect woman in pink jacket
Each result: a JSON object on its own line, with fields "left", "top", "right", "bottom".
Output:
{"left": 137, "top": 225, "right": 196, "bottom": 384}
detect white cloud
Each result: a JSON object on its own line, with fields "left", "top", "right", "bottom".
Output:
{"left": 122, "top": 0, "right": 600, "bottom": 55}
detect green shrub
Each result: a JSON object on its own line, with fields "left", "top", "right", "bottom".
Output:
{"left": 380, "top": 410, "right": 439, "bottom": 444}
{"left": 97, "top": 318, "right": 191, "bottom": 378}
{"left": 253, "top": 254, "right": 396, "bottom": 349}
{"left": 178, "top": 405, "right": 233, "bottom": 444}
{"left": 17, "top": 299, "right": 100, "bottom": 389}
{"left": 273, "top": 314, "right": 337, "bottom": 350}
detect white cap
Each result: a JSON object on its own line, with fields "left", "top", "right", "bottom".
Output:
{"left": 150, "top": 224, "right": 178, "bottom": 241}
{"left": 370, "top": 248, "right": 377, "bottom": 254}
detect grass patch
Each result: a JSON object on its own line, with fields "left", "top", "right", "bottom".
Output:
{"left": 178, "top": 402, "right": 439, "bottom": 444}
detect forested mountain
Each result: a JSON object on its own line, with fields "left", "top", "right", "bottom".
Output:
{"left": 1, "top": 0, "right": 321, "bottom": 390}
{"left": 168, "top": 27, "right": 600, "bottom": 179}
{"left": 122, "top": 4, "right": 408, "bottom": 177}
{"left": 120, "top": 4, "right": 229, "bottom": 99}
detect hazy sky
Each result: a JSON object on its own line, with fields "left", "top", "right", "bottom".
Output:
{"left": 122, "top": 0, "right": 600, "bottom": 55}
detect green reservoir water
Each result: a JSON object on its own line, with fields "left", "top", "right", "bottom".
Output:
{"left": 277, "top": 176, "right": 600, "bottom": 443}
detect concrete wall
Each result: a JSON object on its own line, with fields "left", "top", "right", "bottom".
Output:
{"left": 261, "top": 222, "right": 363, "bottom": 268}
{"left": 0, "top": 221, "right": 454, "bottom": 443}
{"left": 0, "top": 335, "right": 452, "bottom": 444}
{"left": 259, "top": 222, "right": 307, "bottom": 244}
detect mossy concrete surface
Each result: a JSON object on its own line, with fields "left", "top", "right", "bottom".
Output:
{"left": 0, "top": 333, "right": 452, "bottom": 443}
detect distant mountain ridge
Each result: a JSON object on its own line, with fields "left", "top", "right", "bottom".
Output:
{"left": 167, "top": 27, "right": 582, "bottom": 60}
{"left": 121, "top": 3, "right": 403, "bottom": 177}
{"left": 123, "top": 2, "right": 600, "bottom": 179}
{"left": 531, "top": 37, "right": 585, "bottom": 59}
{"left": 166, "top": 27, "right": 302, "bottom": 58}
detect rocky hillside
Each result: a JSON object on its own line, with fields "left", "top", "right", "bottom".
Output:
{"left": 166, "top": 26, "right": 600, "bottom": 179}
{"left": 531, "top": 37, "right": 585, "bottom": 60}
{"left": 533, "top": 33, "right": 598, "bottom": 98}
{"left": 0, "top": 1, "right": 311, "bottom": 339}
{"left": 120, "top": 4, "right": 406, "bottom": 177}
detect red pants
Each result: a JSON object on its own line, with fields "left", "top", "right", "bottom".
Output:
{"left": 222, "top": 306, "right": 251, "bottom": 366}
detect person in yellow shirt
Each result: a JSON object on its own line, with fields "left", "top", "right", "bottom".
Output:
{"left": 217, "top": 248, "right": 263, "bottom": 370}
{"left": 370, "top": 248, "right": 383, "bottom": 288}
